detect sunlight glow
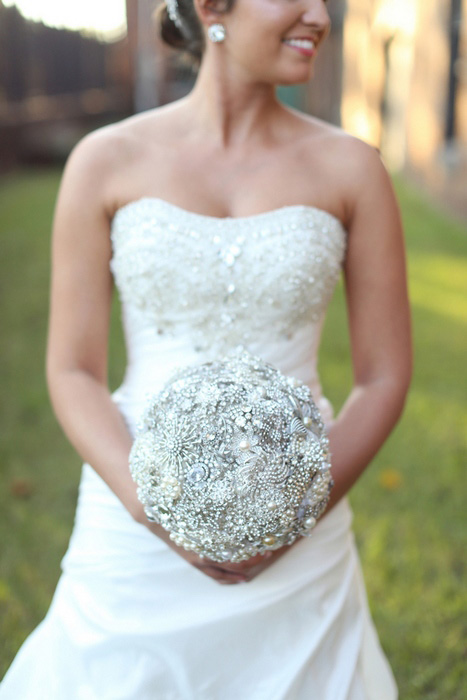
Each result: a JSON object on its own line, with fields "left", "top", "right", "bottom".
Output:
{"left": 3, "top": 0, "right": 127, "bottom": 40}
{"left": 373, "top": 0, "right": 418, "bottom": 37}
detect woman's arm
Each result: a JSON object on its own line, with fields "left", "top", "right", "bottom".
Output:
{"left": 46, "top": 130, "right": 156, "bottom": 525}
{"left": 220, "top": 140, "right": 413, "bottom": 583}
{"left": 46, "top": 130, "right": 257, "bottom": 583}
{"left": 324, "top": 140, "right": 413, "bottom": 513}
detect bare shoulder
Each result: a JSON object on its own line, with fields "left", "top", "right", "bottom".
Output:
{"left": 51, "top": 117, "right": 143, "bottom": 244}
{"left": 331, "top": 132, "right": 401, "bottom": 233}
{"left": 56, "top": 104, "right": 177, "bottom": 220}
{"left": 55, "top": 122, "right": 124, "bottom": 224}
{"left": 328, "top": 131, "right": 393, "bottom": 226}
{"left": 303, "top": 123, "right": 404, "bottom": 246}
{"left": 296, "top": 112, "right": 382, "bottom": 169}
{"left": 307, "top": 115, "right": 397, "bottom": 226}
{"left": 307, "top": 119, "right": 387, "bottom": 191}
{"left": 285, "top": 110, "right": 389, "bottom": 226}
{"left": 327, "top": 128, "right": 389, "bottom": 191}
{"left": 99, "top": 101, "right": 184, "bottom": 155}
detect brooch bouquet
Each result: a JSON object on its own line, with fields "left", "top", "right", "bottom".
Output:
{"left": 129, "top": 347, "right": 334, "bottom": 562}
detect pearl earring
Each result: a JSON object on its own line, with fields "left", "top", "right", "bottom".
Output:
{"left": 208, "top": 23, "right": 226, "bottom": 43}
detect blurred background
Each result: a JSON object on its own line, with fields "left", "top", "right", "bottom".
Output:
{"left": 1, "top": 0, "right": 466, "bottom": 214}
{"left": 0, "top": 1, "right": 466, "bottom": 698}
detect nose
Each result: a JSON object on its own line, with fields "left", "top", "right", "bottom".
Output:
{"left": 301, "top": 0, "right": 331, "bottom": 34}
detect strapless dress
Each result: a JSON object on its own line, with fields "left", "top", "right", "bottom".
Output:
{"left": 0, "top": 198, "right": 398, "bottom": 699}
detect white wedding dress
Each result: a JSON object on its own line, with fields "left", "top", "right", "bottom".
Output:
{"left": 0, "top": 198, "right": 398, "bottom": 699}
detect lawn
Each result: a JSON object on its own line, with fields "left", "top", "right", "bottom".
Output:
{"left": 0, "top": 167, "right": 465, "bottom": 697}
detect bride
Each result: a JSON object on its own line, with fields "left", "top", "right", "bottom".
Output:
{"left": 1, "top": 1, "right": 412, "bottom": 698}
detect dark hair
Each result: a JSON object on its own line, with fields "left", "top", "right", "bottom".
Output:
{"left": 154, "top": 0, "right": 235, "bottom": 66}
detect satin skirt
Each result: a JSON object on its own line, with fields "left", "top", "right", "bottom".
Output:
{"left": 0, "top": 457, "right": 398, "bottom": 699}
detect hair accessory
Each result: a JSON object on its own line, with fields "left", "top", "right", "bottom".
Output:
{"left": 208, "top": 23, "right": 226, "bottom": 43}
{"left": 129, "top": 347, "right": 334, "bottom": 563}
{"left": 166, "top": 0, "right": 185, "bottom": 31}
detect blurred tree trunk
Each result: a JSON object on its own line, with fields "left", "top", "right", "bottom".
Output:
{"left": 304, "top": 0, "right": 346, "bottom": 125}
{"left": 127, "top": 0, "right": 175, "bottom": 112}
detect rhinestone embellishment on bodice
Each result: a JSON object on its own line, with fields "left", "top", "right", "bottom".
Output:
{"left": 109, "top": 198, "right": 347, "bottom": 355}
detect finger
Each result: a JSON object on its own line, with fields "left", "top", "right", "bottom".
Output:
{"left": 198, "top": 564, "right": 249, "bottom": 583}
{"left": 218, "top": 551, "right": 274, "bottom": 573}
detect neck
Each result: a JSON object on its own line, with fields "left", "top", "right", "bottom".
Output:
{"left": 182, "top": 52, "right": 286, "bottom": 151}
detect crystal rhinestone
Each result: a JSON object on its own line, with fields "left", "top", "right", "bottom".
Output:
{"left": 109, "top": 199, "right": 346, "bottom": 360}
{"left": 208, "top": 23, "right": 226, "bottom": 42}
{"left": 186, "top": 463, "right": 208, "bottom": 484}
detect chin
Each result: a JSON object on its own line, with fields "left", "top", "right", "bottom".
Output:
{"left": 251, "top": 59, "right": 315, "bottom": 88}
{"left": 273, "top": 67, "right": 315, "bottom": 86}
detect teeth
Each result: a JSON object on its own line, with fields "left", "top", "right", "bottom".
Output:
{"left": 284, "top": 39, "right": 315, "bottom": 50}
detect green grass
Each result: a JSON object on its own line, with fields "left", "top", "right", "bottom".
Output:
{"left": 0, "top": 167, "right": 466, "bottom": 697}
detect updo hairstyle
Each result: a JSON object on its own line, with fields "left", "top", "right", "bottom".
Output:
{"left": 154, "top": 0, "right": 235, "bottom": 65}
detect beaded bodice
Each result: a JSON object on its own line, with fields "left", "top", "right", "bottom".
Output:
{"left": 110, "top": 198, "right": 347, "bottom": 359}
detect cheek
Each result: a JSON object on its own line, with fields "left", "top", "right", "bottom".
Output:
{"left": 230, "top": 38, "right": 307, "bottom": 81}
{"left": 227, "top": 3, "right": 289, "bottom": 53}
{"left": 228, "top": 23, "right": 285, "bottom": 68}
{"left": 225, "top": 2, "right": 299, "bottom": 71}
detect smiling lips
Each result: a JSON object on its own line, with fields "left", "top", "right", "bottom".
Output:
{"left": 283, "top": 38, "right": 316, "bottom": 56}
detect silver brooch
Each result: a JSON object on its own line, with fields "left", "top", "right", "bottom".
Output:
{"left": 129, "top": 347, "right": 334, "bottom": 562}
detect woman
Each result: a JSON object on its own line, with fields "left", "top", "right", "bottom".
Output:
{"left": 0, "top": 0, "right": 412, "bottom": 698}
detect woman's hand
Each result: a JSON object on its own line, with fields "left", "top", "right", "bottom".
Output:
{"left": 145, "top": 518, "right": 300, "bottom": 584}
{"left": 180, "top": 550, "right": 273, "bottom": 585}
{"left": 181, "top": 544, "right": 298, "bottom": 585}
